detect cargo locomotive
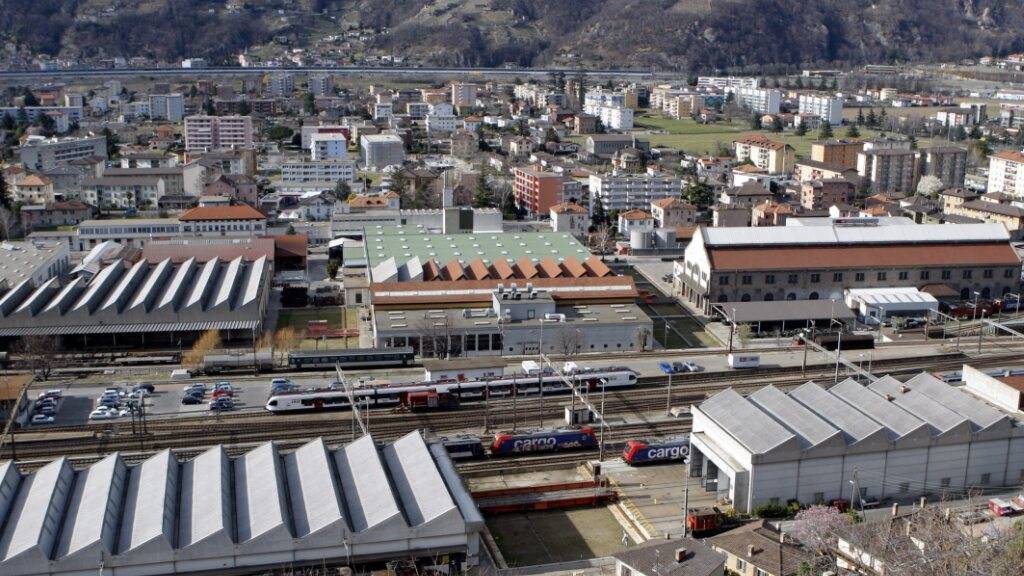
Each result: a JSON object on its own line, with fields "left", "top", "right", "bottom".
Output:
{"left": 623, "top": 436, "right": 690, "bottom": 465}
{"left": 490, "top": 428, "right": 598, "bottom": 455}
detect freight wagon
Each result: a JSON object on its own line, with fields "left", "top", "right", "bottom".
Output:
{"left": 623, "top": 436, "right": 690, "bottom": 465}
{"left": 441, "top": 436, "right": 486, "bottom": 460}
{"left": 490, "top": 428, "right": 597, "bottom": 455}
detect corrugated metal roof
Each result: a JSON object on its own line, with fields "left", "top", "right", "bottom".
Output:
{"left": 868, "top": 376, "right": 970, "bottom": 434}
{"left": 699, "top": 389, "right": 797, "bottom": 455}
{"left": 285, "top": 438, "right": 344, "bottom": 538}
{"left": 703, "top": 222, "right": 1008, "bottom": 247}
{"left": 382, "top": 431, "right": 456, "bottom": 527}
{"left": 748, "top": 386, "right": 841, "bottom": 449}
{"left": 117, "top": 450, "right": 177, "bottom": 555}
{"left": 233, "top": 443, "right": 289, "bottom": 544}
{"left": 0, "top": 458, "right": 71, "bottom": 566}
{"left": 54, "top": 454, "right": 124, "bottom": 563}
{"left": 177, "top": 446, "right": 232, "bottom": 551}
{"left": 789, "top": 382, "right": 886, "bottom": 443}
{"left": 829, "top": 379, "right": 926, "bottom": 439}
{"left": 334, "top": 435, "right": 402, "bottom": 533}
{"left": 902, "top": 373, "right": 1010, "bottom": 431}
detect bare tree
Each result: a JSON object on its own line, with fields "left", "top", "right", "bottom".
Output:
{"left": 0, "top": 206, "right": 19, "bottom": 240}
{"left": 636, "top": 326, "right": 651, "bottom": 351}
{"left": 273, "top": 326, "right": 301, "bottom": 365}
{"left": 589, "top": 223, "right": 613, "bottom": 259}
{"left": 417, "top": 315, "right": 455, "bottom": 359}
{"left": 182, "top": 329, "right": 221, "bottom": 371}
{"left": 554, "top": 326, "right": 583, "bottom": 358}
{"left": 20, "top": 335, "right": 60, "bottom": 380}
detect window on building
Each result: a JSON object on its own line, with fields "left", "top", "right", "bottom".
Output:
{"left": 859, "top": 487, "right": 868, "bottom": 498}
{"left": 941, "top": 270, "right": 952, "bottom": 280}
{"left": 742, "top": 275, "right": 752, "bottom": 285}
{"left": 984, "top": 269, "right": 993, "bottom": 279}
{"left": 718, "top": 276, "right": 729, "bottom": 286}
{"left": 981, "top": 473, "right": 991, "bottom": 485}
{"left": 898, "top": 271, "right": 909, "bottom": 280}
{"left": 810, "top": 273, "right": 821, "bottom": 283}
{"left": 466, "top": 335, "right": 477, "bottom": 352}
{"left": 899, "top": 482, "right": 910, "bottom": 493}
{"left": 1006, "top": 269, "right": 1015, "bottom": 279}
{"left": 735, "top": 559, "right": 747, "bottom": 571}
{"left": 877, "top": 272, "right": 887, "bottom": 281}
{"left": 855, "top": 272, "right": 865, "bottom": 282}
{"left": 920, "top": 270, "right": 930, "bottom": 280}
{"left": 963, "top": 270, "right": 972, "bottom": 280}
{"left": 527, "top": 310, "right": 535, "bottom": 319}
{"left": 765, "top": 274, "right": 775, "bottom": 284}
{"left": 941, "top": 477, "right": 951, "bottom": 489}
{"left": 788, "top": 274, "right": 798, "bottom": 284}
{"left": 833, "top": 272, "right": 843, "bottom": 282}
{"left": 755, "top": 569, "right": 768, "bottom": 576}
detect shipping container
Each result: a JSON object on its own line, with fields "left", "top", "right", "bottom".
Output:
{"left": 490, "top": 428, "right": 597, "bottom": 455}
{"left": 988, "top": 498, "right": 1015, "bottom": 517}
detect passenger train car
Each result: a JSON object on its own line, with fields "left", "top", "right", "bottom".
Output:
{"left": 265, "top": 366, "right": 639, "bottom": 413}
{"left": 286, "top": 347, "right": 416, "bottom": 370}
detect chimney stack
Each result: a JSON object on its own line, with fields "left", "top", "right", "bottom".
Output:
{"left": 675, "top": 548, "right": 688, "bottom": 563}
{"left": 919, "top": 496, "right": 927, "bottom": 508}
{"left": 747, "top": 544, "right": 755, "bottom": 558}
{"left": 891, "top": 503, "right": 899, "bottom": 517}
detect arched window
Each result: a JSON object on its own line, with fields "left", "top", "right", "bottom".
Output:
{"left": 809, "top": 292, "right": 819, "bottom": 300}
{"left": 718, "top": 295, "right": 729, "bottom": 303}
{"left": 765, "top": 293, "right": 774, "bottom": 301}
{"left": 981, "top": 287, "right": 991, "bottom": 299}
{"left": 960, "top": 287, "right": 970, "bottom": 301}
{"left": 786, "top": 293, "right": 796, "bottom": 301}
{"left": 1003, "top": 286, "right": 1011, "bottom": 296}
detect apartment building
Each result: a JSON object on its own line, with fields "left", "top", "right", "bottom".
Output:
{"left": 800, "top": 179, "right": 854, "bottom": 210}
{"left": 549, "top": 202, "right": 590, "bottom": 237}
{"left": 797, "top": 93, "right": 844, "bottom": 125}
{"left": 19, "top": 135, "right": 107, "bottom": 171}
{"left": 360, "top": 134, "right": 406, "bottom": 169}
{"left": 676, "top": 222, "right": 1020, "bottom": 314}
{"left": 426, "top": 102, "right": 458, "bottom": 133}
{"left": 947, "top": 196, "right": 1024, "bottom": 239}
{"left": 810, "top": 139, "right": 864, "bottom": 169}
{"left": 618, "top": 210, "right": 655, "bottom": 236}
{"left": 310, "top": 133, "right": 349, "bottom": 161}
{"left": 921, "top": 146, "right": 968, "bottom": 189}
{"left": 596, "top": 105, "right": 634, "bottom": 130}
{"left": 697, "top": 76, "right": 758, "bottom": 90}
{"left": 309, "top": 74, "right": 333, "bottom": 97}
{"left": 513, "top": 85, "right": 567, "bottom": 108}
{"left": 857, "top": 148, "right": 919, "bottom": 194}
{"left": 793, "top": 159, "right": 859, "bottom": 184}
{"left": 987, "top": 150, "right": 1024, "bottom": 199}
{"left": 0, "top": 105, "right": 83, "bottom": 124}
{"left": 734, "top": 87, "right": 781, "bottom": 114}
{"left": 451, "top": 82, "right": 479, "bottom": 108}
{"left": 148, "top": 93, "right": 185, "bottom": 122}
{"left": 650, "top": 197, "right": 698, "bottom": 228}
{"left": 733, "top": 135, "right": 795, "bottom": 174}
{"left": 179, "top": 205, "right": 267, "bottom": 237}
{"left": 81, "top": 176, "right": 167, "bottom": 210}
{"left": 281, "top": 159, "right": 356, "bottom": 184}
{"left": 588, "top": 172, "right": 684, "bottom": 213}
{"left": 267, "top": 72, "right": 295, "bottom": 96}
{"left": 184, "top": 115, "right": 254, "bottom": 151}
{"left": 11, "top": 174, "right": 56, "bottom": 204}
{"left": 513, "top": 167, "right": 570, "bottom": 217}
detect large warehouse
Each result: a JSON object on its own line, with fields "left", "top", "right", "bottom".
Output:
{"left": 0, "top": 255, "right": 271, "bottom": 347}
{"left": 675, "top": 221, "right": 1021, "bottom": 315}
{"left": 0, "top": 432, "right": 483, "bottom": 576}
{"left": 690, "top": 372, "right": 1024, "bottom": 513}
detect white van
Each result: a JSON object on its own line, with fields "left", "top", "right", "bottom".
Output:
{"left": 170, "top": 369, "right": 192, "bottom": 381}
{"left": 727, "top": 354, "right": 760, "bottom": 369}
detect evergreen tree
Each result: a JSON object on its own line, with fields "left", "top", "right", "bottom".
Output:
{"left": 845, "top": 124, "right": 861, "bottom": 138}
{"left": 969, "top": 125, "right": 983, "bottom": 139}
{"left": 878, "top": 108, "right": 888, "bottom": 128}
{"left": 22, "top": 88, "right": 39, "bottom": 107}
{"left": 908, "top": 133, "right": 918, "bottom": 149}
{"left": 591, "top": 200, "right": 608, "bottom": 226}
{"left": 0, "top": 171, "right": 9, "bottom": 210}
{"left": 101, "top": 127, "right": 120, "bottom": 158}
{"left": 750, "top": 114, "right": 762, "bottom": 130}
{"left": 769, "top": 118, "right": 783, "bottom": 133}
{"left": 304, "top": 92, "right": 316, "bottom": 115}
{"left": 203, "top": 98, "right": 215, "bottom": 116}
{"left": 502, "top": 188, "right": 518, "bottom": 219}
{"left": 818, "top": 122, "right": 833, "bottom": 139}
{"left": 1, "top": 113, "right": 15, "bottom": 131}
{"left": 954, "top": 126, "right": 967, "bottom": 141}
{"left": 473, "top": 170, "right": 495, "bottom": 208}
{"left": 682, "top": 180, "right": 714, "bottom": 209}
{"left": 856, "top": 108, "right": 865, "bottom": 126}
{"left": 866, "top": 109, "right": 877, "bottom": 128}
{"left": 237, "top": 100, "right": 251, "bottom": 116}
{"left": 333, "top": 180, "right": 352, "bottom": 201}
{"left": 794, "top": 122, "right": 808, "bottom": 136}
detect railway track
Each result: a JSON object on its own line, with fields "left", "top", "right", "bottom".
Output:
{"left": 4, "top": 350, "right": 1019, "bottom": 468}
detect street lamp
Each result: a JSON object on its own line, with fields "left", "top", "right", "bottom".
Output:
{"left": 727, "top": 307, "right": 737, "bottom": 353}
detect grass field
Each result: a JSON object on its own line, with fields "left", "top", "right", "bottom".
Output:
{"left": 277, "top": 307, "right": 361, "bottom": 349}
{"left": 487, "top": 507, "right": 629, "bottom": 566}
{"left": 631, "top": 110, "right": 949, "bottom": 157}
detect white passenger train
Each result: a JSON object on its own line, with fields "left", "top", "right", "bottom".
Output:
{"left": 265, "top": 366, "right": 639, "bottom": 413}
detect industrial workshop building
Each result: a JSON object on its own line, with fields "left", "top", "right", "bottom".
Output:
{"left": 675, "top": 221, "right": 1021, "bottom": 315}
{"left": 0, "top": 432, "right": 483, "bottom": 576}
{"left": 689, "top": 372, "right": 1024, "bottom": 514}
{"left": 0, "top": 254, "right": 271, "bottom": 347}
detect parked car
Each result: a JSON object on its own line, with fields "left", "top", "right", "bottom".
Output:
{"left": 184, "top": 383, "right": 207, "bottom": 394}
{"left": 89, "top": 406, "right": 121, "bottom": 420}
{"left": 209, "top": 398, "right": 234, "bottom": 411}
{"left": 34, "top": 404, "right": 57, "bottom": 416}
{"left": 270, "top": 378, "right": 292, "bottom": 387}
{"left": 212, "top": 387, "right": 235, "bottom": 398}
{"left": 682, "top": 361, "right": 702, "bottom": 372}
{"left": 37, "top": 389, "right": 62, "bottom": 400}
{"left": 132, "top": 383, "right": 155, "bottom": 394}
{"left": 181, "top": 393, "right": 203, "bottom": 405}
{"left": 31, "top": 414, "right": 55, "bottom": 425}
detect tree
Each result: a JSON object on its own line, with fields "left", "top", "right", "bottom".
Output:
{"left": 856, "top": 108, "right": 866, "bottom": 126}
{"left": 968, "top": 125, "right": 982, "bottom": 139}
{"left": 21, "top": 335, "right": 60, "bottom": 380}
{"left": 237, "top": 100, "right": 251, "bottom": 116}
{"left": 334, "top": 180, "right": 352, "bottom": 201}
{"left": 916, "top": 175, "right": 945, "bottom": 198}
{"left": 749, "top": 114, "right": 762, "bottom": 130}
{"left": 590, "top": 223, "right": 614, "bottom": 259}
{"left": 682, "top": 180, "right": 714, "bottom": 209}
{"left": 182, "top": 330, "right": 221, "bottom": 371}
{"left": 792, "top": 505, "right": 850, "bottom": 557}
{"left": 866, "top": 108, "right": 878, "bottom": 128}
{"left": 473, "top": 172, "right": 495, "bottom": 208}
{"left": 555, "top": 327, "right": 583, "bottom": 358}
{"left": 266, "top": 124, "right": 294, "bottom": 142}
{"left": 418, "top": 316, "right": 455, "bottom": 359}
{"left": 286, "top": 224, "right": 296, "bottom": 235}
{"left": 794, "top": 122, "right": 808, "bottom": 136}
{"left": 327, "top": 259, "right": 339, "bottom": 279}
{"left": 202, "top": 98, "right": 215, "bottom": 116}
{"left": 272, "top": 327, "right": 301, "bottom": 366}
{"left": 543, "top": 127, "right": 559, "bottom": 144}
{"left": 304, "top": 92, "right": 316, "bottom": 115}
{"left": 953, "top": 126, "right": 967, "bottom": 141}
{"left": 0, "top": 171, "right": 9, "bottom": 210}
{"left": 818, "top": 122, "right": 834, "bottom": 139}
{"left": 0, "top": 206, "right": 20, "bottom": 240}
{"left": 878, "top": 107, "right": 888, "bottom": 128}
{"left": 636, "top": 326, "right": 651, "bottom": 352}
{"left": 1, "top": 113, "right": 14, "bottom": 132}
{"left": 591, "top": 200, "right": 608, "bottom": 226}
{"left": 769, "top": 118, "right": 783, "bottom": 133}
{"left": 908, "top": 133, "right": 918, "bottom": 149}
{"left": 101, "top": 127, "right": 120, "bottom": 158}
{"left": 37, "top": 113, "right": 56, "bottom": 136}
{"left": 845, "top": 124, "right": 861, "bottom": 138}
{"left": 22, "top": 89, "right": 39, "bottom": 107}
{"left": 970, "top": 138, "right": 992, "bottom": 164}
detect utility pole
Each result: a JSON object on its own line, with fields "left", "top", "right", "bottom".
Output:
{"left": 598, "top": 378, "right": 607, "bottom": 462}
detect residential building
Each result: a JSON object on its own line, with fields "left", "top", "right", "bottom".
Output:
{"left": 184, "top": 115, "right": 254, "bottom": 151}
{"left": 921, "top": 146, "right": 968, "bottom": 189}
{"left": 75, "top": 218, "right": 181, "bottom": 250}
{"left": 597, "top": 105, "right": 634, "bottom": 130}
{"left": 751, "top": 200, "right": 796, "bottom": 227}
{"left": 651, "top": 197, "right": 698, "bottom": 228}
{"left": 451, "top": 82, "right": 478, "bottom": 108}
{"left": 585, "top": 135, "right": 649, "bottom": 159}
{"left": 309, "top": 73, "right": 333, "bottom": 97}
{"left": 938, "top": 187, "right": 979, "bottom": 213}
{"left": 0, "top": 239, "right": 69, "bottom": 288}
{"left": 281, "top": 159, "right": 356, "bottom": 184}
{"left": 618, "top": 209, "right": 655, "bottom": 236}
{"left": 676, "top": 222, "right": 1019, "bottom": 314}
{"left": 947, "top": 195, "right": 1024, "bottom": 238}
{"left": 267, "top": 72, "right": 294, "bottom": 96}
{"left": 81, "top": 176, "right": 167, "bottom": 210}
{"left": 19, "top": 200, "right": 95, "bottom": 232}
{"left": 589, "top": 172, "right": 684, "bottom": 213}
{"left": 179, "top": 204, "right": 267, "bottom": 237}
{"left": 0, "top": 105, "right": 83, "bottom": 124}
{"left": 798, "top": 93, "right": 844, "bottom": 125}
{"left": 857, "top": 148, "right": 919, "bottom": 194}
{"left": 733, "top": 135, "right": 795, "bottom": 174}
{"left": 987, "top": 150, "right": 1024, "bottom": 199}
{"left": 697, "top": 76, "right": 758, "bottom": 90}
{"left": 574, "top": 113, "right": 597, "bottom": 134}
{"left": 549, "top": 202, "right": 590, "bottom": 237}
{"left": 800, "top": 179, "right": 854, "bottom": 210}
{"left": 708, "top": 521, "right": 811, "bottom": 576}
{"left": 513, "top": 167, "right": 570, "bottom": 217}
{"left": 11, "top": 174, "right": 56, "bottom": 204}
{"left": 99, "top": 164, "right": 207, "bottom": 197}
{"left": 300, "top": 125, "right": 349, "bottom": 149}
{"left": 612, "top": 538, "right": 725, "bottom": 576}
{"left": 719, "top": 181, "right": 773, "bottom": 208}
{"left": 810, "top": 139, "right": 864, "bottom": 169}
{"left": 373, "top": 101, "right": 393, "bottom": 120}
{"left": 309, "top": 132, "right": 349, "bottom": 161}
{"left": 450, "top": 129, "right": 479, "bottom": 160}
{"left": 360, "top": 134, "right": 406, "bottom": 169}
{"left": 203, "top": 174, "right": 259, "bottom": 206}
{"left": 148, "top": 93, "right": 185, "bottom": 122}
{"left": 513, "top": 84, "right": 566, "bottom": 108}
{"left": 19, "top": 135, "right": 107, "bottom": 171}
{"left": 734, "top": 87, "right": 781, "bottom": 114}
{"left": 793, "top": 159, "right": 858, "bottom": 184}
{"left": 426, "top": 102, "right": 458, "bottom": 133}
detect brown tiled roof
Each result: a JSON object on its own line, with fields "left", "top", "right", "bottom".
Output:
{"left": 707, "top": 520, "right": 811, "bottom": 576}
{"left": 516, "top": 257, "right": 538, "bottom": 279}
{"left": 996, "top": 375, "right": 1024, "bottom": 392}
{"left": 19, "top": 174, "right": 52, "bottom": 186}
{"left": 561, "top": 256, "right": 587, "bottom": 278}
{"left": 676, "top": 226, "right": 698, "bottom": 240}
{"left": 620, "top": 209, "right": 653, "bottom": 221}
{"left": 992, "top": 150, "right": 1024, "bottom": 163}
{"left": 583, "top": 255, "right": 612, "bottom": 277}
{"left": 709, "top": 243, "right": 1019, "bottom": 271}
{"left": 272, "top": 234, "right": 308, "bottom": 258}
{"left": 348, "top": 195, "right": 393, "bottom": 207}
{"left": 550, "top": 202, "right": 588, "bottom": 214}
{"left": 466, "top": 258, "right": 490, "bottom": 280}
{"left": 491, "top": 259, "right": 515, "bottom": 279}
{"left": 537, "top": 256, "right": 562, "bottom": 278}
{"left": 443, "top": 259, "right": 465, "bottom": 281}
{"left": 734, "top": 134, "right": 789, "bottom": 151}
{"left": 179, "top": 204, "right": 266, "bottom": 221}
{"left": 733, "top": 164, "right": 767, "bottom": 174}
{"left": 651, "top": 197, "right": 694, "bottom": 210}
{"left": 422, "top": 259, "right": 441, "bottom": 281}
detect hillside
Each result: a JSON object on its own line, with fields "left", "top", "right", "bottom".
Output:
{"left": 4, "top": 0, "right": 1024, "bottom": 71}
